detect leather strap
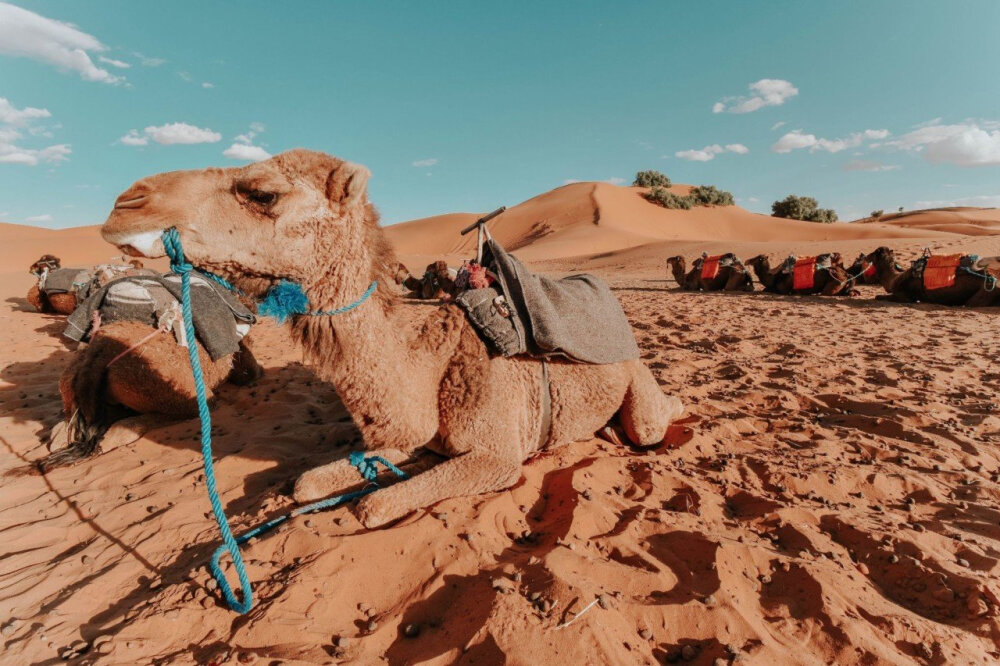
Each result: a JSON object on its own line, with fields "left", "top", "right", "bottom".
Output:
{"left": 537, "top": 360, "right": 552, "bottom": 450}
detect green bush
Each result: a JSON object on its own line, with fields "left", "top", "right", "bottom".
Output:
{"left": 689, "top": 185, "right": 735, "bottom": 207}
{"left": 870, "top": 209, "right": 884, "bottom": 220}
{"left": 633, "top": 170, "right": 671, "bottom": 188}
{"left": 771, "top": 195, "right": 838, "bottom": 223}
{"left": 645, "top": 186, "right": 692, "bottom": 209}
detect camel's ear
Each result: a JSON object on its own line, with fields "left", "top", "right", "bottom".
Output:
{"left": 326, "top": 161, "right": 370, "bottom": 208}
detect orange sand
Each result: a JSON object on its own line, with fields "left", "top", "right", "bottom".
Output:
{"left": 2, "top": 187, "right": 1000, "bottom": 664}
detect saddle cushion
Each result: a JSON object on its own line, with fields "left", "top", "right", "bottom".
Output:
{"left": 923, "top": 254, "right": 963, "bottom": 291}
{"left": 701, "top": 255, "right": 723, "bottom": 280}
{"left": 793, "top": 257, "right": 817, "bottom": 291}
{"left": 863, "top": 262, "right": 876, "bottom": 278}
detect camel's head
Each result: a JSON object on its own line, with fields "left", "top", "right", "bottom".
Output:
{"left": 391, "top": 261, "right": 412, "bottom": 285}
{"left": 29, "top": 254, "right": 61, "bottom": 275}
{"left": 665, "top": 255, "right": 684, "bottom": 269}
{"left": 745, "top": 254, "right": 768, "bottom": 269}
{"left": 870, "top": 246, "right": 895, "bottom": 267}
{"left": 102, "top": 149, "right": 386, "bottom": 299}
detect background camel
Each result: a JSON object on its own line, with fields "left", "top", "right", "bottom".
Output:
{"left": 100, "top": 148, "right": 683, "bottom": 528}
{"left": 846, "top": 252, "right": 880, "bottom": 286}
{"left": 746, "top": 254, "right": 856, "bottom": 296}
{"left": 666, "top": 254, "right": 753, "bottom": 291}
{"left": 43, "top": 319, "right": 263, "bottom": 471}
{"left": 27, "top": 254, "right": 80, "bottom": 314}
{"left": 869, "top": 246, "right": 999, "bottom": 306}
{"left": 27, "top": 256, "right": 150, "bottom": 315}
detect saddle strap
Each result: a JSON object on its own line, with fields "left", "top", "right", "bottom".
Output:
{"left": 537, "top": 360, "right": 552, "bottom": 450}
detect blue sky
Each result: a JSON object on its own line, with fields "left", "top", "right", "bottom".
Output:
{"left": 2, "top": 0, "right": 1000, "bottom": 228}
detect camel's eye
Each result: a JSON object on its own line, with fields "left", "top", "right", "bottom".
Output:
{"left": 247, "top": 190, "right": 277, "bottom": 206}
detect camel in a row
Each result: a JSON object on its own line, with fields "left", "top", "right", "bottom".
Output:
{"left": 393, "top": 260, "right": 458, "bottom": 300}
{"left": 666, "top": 254, "right": 753, "bottom": 292}
{"left": 27, "top": 254, "right": 148, "bottom": 315}
{"left": 99, "top": 149, "right": 683, "bottom": 528}
{"left": 746, "top": 253, "right": 857, "bottom": 296}
{"left": 867, "top": 246, "right": 1000, "bottom": 307}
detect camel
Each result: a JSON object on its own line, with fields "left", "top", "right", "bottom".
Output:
{"left": 665, "top": 254, "right": 753, "bottom": 292}
{"left": 42, "top": 320, "right": 264, "bottom": 471}
{"left": 868, "top": 246, "right": 999, "bottom": 306}
{"left": 27, "top": 256, "right": 149, "bottom": 315}
{"left": 846, "top": 252, "right": 880, "bottom": 286}
{"left": 100, "top": 149, "right": 683, "bottom": 528}
{"left": 392, "top": 261, "right": 458, "bottom": 299}
{"left": 746, "top": 254, "right": 857, "bottom": 296}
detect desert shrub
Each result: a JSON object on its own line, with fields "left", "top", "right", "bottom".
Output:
{"left": 771, "top": 194, "right": 838, "bottom": 223}
{"left": 633, "top": 170, "right": 671, "bottom": 188}
{"left": 689, "top": 184, "right": 735, "bottom": 207}
{"left": 870, "top": 209, "right": 884, "bottom": 220}
{"left": 645, "top": 186, "right": 692, "bottom": 209}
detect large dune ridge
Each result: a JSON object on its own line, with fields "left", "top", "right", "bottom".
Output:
{"left": 2, "top": 189, "right": 1000, "bottom": 664}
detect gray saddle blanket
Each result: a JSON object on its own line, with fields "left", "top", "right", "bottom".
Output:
{"left": 65, "top": 273, "right": 255, "bottom": 361}
{"left": 39, "top": 268, "right": 92, "bottom": 295}
{"left": 455, "top": 239, "right": 639, "bottom": 364}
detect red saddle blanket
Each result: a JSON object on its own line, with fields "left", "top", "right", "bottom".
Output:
{"left": 924, "top": 254, "right": 962, "bottom": 291}
{"left": 793, "top": 257, "right": 817, "bottom": 290}
{"left": 863, "top": 262, "right": 876, "bottom": 278}
{"left": 701, "top": 255, "right": 723, "bottom": 280}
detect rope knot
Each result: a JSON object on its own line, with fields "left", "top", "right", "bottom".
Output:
{"left": 349, "top": 450, "right": 380, "bottom": 482}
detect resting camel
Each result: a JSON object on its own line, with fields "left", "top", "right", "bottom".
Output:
{"left": 100, "top": 149, "right": 683, "bottom": 528}
{"left": 665, "top": 254, "right": 753, "bottom": 291}
{"left": 27, "top": 256, "right": 148, "bottom": 315}
{"left": 868, "top": 246, "right": 999, "bottom": 306}
{"left": 846, "top": 252, "right": 880, "bottom": 286}
{"left": 746, "top": 254, "right": 856, "bottom": 296}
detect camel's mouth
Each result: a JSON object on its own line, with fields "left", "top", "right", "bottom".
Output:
{"left": 104, "top": 229, "right": 166, "bottom": 259}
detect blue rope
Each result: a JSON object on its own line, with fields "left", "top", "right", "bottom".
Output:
{"left": 162, "top": 228, "right": 407, "bottom": 614}
{"left": 961, "top": 266, "right": 998, "bottom": 291}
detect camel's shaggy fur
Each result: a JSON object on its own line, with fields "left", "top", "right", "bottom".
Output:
{"left": 100, "top": 149, "right": 682, "bottom": 528}
{"left": 42, "top": 321, "right": 262, "bottom": 471}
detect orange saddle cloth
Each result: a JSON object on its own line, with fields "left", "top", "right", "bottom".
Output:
{"left": 701, "top": 255, "right": 723, "bottom": 280}
{"left": 863, "top": 262, "right": 876, "bottom": 278}
{"left": 923, "top": 254, "right": 962, "bottom": 291}
{"left": 793, "top": 257, "right": 817, "bottom": 290}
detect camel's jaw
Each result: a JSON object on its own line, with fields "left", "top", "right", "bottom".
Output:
{"left": 103, "top": 228, "right": 167, "bottom": 259}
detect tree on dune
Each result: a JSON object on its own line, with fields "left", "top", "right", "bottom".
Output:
{"left": 633, "top": 170, "right": 671, "bottom": 188}
{"left": 771, "top": 195, "right": 838, "bottom": 223}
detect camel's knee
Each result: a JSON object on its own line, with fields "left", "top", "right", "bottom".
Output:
{"left": 293, "top": 460, "right": 356, "bottom": 504}
{"left": 620, "top": 363, "right": 682, "bottom": 446}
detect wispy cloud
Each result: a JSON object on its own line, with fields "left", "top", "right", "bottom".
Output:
{"left": 412, "top": 158, "right": 438, "bottom": 167}
{"left": 0, "top": 98, "right": 70, "bottom": 166}
{"left": 771, "top": 121, "right": 786, "bottom": 131}
{"left": 26, "top": 213, "right": 53, "bottom": 223}
{"left": 98, "top": 56, "right": 131, "bottom": 69}
{"left": 713, "top": 79, "right": 798, "bottom": 114}
{"left": 0, "top": 3, "right": 124, "bottom": 84}
{"left": 201, "top": 82, "right": 214, "bottom": 89}
{"left": 843, "top": 159, "right": 900, "bottom": 172}
{"left": 882, "top": 120, "right": 1000, "bottom": 167}
{"left": 133, "top": 51, "right": 165, "bottom": 67}
{"left": 675, "top": 143, "right": 749, "bottom": 162}
{"left": 772, "top": 129, "right": 889, "bottom": 154}
{"left": 223, "top": 123, "right": 271, "bottom": 162}
{"left": 915, "top": 194, "right": 1000, "bottom": 208}
{"left": 119, "top": 122, "right": 222, "bottom": 146}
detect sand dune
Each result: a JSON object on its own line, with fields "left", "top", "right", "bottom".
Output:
{"left": 856, "top": 207, "right": 1000, "bottom": 237}
{"left": 3, "top": 192, "right": 1000, "bottom": 664}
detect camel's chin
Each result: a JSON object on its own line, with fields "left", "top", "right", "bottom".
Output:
{"left": 104, "top": 229, "right": 167, "bottom": 259}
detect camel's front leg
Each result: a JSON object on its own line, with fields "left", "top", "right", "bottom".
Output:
{"left": 293, "top": 447, "right": 413, "bottom": 503}
{"left": 354, "top": 450, "right": 522, "bottom": 528}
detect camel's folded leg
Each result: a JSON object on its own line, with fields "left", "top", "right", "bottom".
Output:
{"left": 100, "top": 414, "right": 174, "bottom": 453}
{"left": 293, "top": 447, "right": 413, "bottom": 504}
{"left": 353, "top": 450, "right": 522, "bottom": 528}
{"left": 227, "top": 338, "right": 264, "bottom": 385}
{"left": 966, "top": 288, "right": 995, "bottom": 307}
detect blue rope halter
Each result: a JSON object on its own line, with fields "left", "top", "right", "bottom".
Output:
{"left": 161, "top": 227, "right": 406, "bottom": 614}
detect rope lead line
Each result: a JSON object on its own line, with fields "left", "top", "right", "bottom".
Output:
{"left": 161, "top": 228, "right": 407, "bottom": 614}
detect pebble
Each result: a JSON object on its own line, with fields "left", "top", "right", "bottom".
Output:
{"left": 681, "top": 644, "right": 699, "bottom": 660}
{"left": 403, "top": 623, "right": 421, "bottom": 638}
{"left": 958, "top": 558, "right": 971, "bottom": 568}
{"left": 334, "top": 636, "right": 350, "bottom": 648}
{"left": 491, "top": 577, "right": 515, "bottom": 593}
{"left": 366, "top": 619, "right": 378, "bottom": 633}
{"left": 638, "top": 628, "right": 651, "bottom": 640}
{"left": 597, "top": 594, "right": 609, "bottom": 609}
{"left": 889, "top": 555, "right": 899, "bottom": 564}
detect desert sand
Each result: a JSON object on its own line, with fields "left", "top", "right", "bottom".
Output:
{"left": 2, "top": 186, "right": 1000, "bottom": 665}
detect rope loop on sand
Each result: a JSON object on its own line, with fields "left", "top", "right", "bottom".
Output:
{"left": 162, "top": 227, "right": 406, "bottom": 614}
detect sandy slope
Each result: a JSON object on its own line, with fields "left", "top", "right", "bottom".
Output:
{"left": 855, "top": 208, "right": 1000, "bottom": 238}
{"left": 2, "top": 192, "right": 1000, "bottom": 664}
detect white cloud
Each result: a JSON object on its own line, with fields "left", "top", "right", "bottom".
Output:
{"left": 223, "top": 143, "right": 270, "bottom": 162}
{"left": 843, "top": 159, "right": 900, "bottom": 172}
{"left": 222, "top": 124, "right": 271, "bottom": 162}
{"left": 0, "top": 97, "right": 70, "bottom": 166}
{"left": 772, "top": 128, "right": 890, "bottom": 154}
{"left": 412, "top": 158, "right": 438, "bottom": 167}
{"left": 201, "top": 82, "right": 214, "bottom": 89}
{"left": 133, "top": 52, "right": 165, "bottom": 67}
{"left": 0, "top": 3, "right": 123, "bottom": 84}
{"left": 98, "top": 56, "right": 130, "bottom": 69}
{"left": 0, "top": 98, "right": 51, "bottom": 127}
{"left": 606, "top": 177, "right": 626, "bottom": 185}
{"left": 771, "top": 121, "right": 786, "bottom": 131}
{"left": 26, "top": 214, "right": 53, "bottom": 223}
{"left": 119, "top": 129, "right": 148, "bottom": 146}
{"left": 714, "top": 79, "right": 798, "bottom": 114}
{"left": 120, "top": 122, "right": 222, "bottom": 146}
{"left": 675, "top": 143, "right": 749, "bottom": 162}
{"left": 883, "top": 121, "right": 1000, "bottom": 167}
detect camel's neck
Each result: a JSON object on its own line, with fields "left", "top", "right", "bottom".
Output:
{"left": 874, "top": 260, "right": 903, "bottom": 291}
{"left": 752, "top": 262, "right": 773, "bottom": 286}
{"left": 669, "top": 262, "right": 686, "bottom": 284}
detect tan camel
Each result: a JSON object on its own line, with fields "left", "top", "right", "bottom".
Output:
{"left": 100, "top": 149, "right": 682, "bottom": 528}
{"left": 43, "top": 322, "right": 263, "bottom": 470}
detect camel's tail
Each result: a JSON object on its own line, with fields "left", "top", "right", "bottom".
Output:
{"left": 36, "top": 340, "right": 119, "bottom": 472}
